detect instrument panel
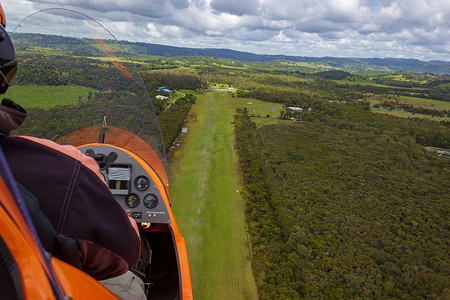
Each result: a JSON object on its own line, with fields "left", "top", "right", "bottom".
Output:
{"left": 79, "top": 144, "right": 170, "bottom": 223}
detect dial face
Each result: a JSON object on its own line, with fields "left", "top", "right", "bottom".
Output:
{"left": 134, "top": 176, "right": 150, "bottom": 191}
{"left": 143, "top": 194, "right": 158, "bottom": 209}
{"left": 125, "top": 194, "right": 140, "bottom": 208}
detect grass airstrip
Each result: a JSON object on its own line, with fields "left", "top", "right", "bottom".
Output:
{"left": 169, "top": 90, "right": 283, "bottom": 299}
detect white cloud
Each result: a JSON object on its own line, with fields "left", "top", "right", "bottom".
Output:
{"left": 326, "top": 0, "right": 363, "bottom": 22}
{"left": 272, "top": 30, "right": 292, "bottom": 42}
{"left": 210, "top": 0, "right": 259, "bottom": 16}
{"left": 359, "top": 23, "right": 381, "bottom": 34}
{"left": 262, "top": 19, "right": 294, "bottom": 30}
{"left": 379, "top": 2, "right": 402, "bottom": 20}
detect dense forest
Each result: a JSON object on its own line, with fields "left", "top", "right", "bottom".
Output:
{"left": 235, "top": 105, "right": 449, "bottom": 299}
{"left": 228, "top": 60, "right": 449, "bottom": 299}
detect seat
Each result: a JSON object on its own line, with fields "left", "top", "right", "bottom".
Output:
{"left": 17, "top": 182, "right": 82, "bottom": 269}
{"left": 0, "top": 235, "right": 25, "bottom": 300}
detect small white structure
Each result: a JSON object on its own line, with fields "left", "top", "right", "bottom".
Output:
{"left": 287, "top": 107, "right": 312, "bottom": 112}
{"left": 287, "top": 107, "right": 303, "bottom": 111}
{"left": 156, "top": 95, "right": 170, "bottom": 101}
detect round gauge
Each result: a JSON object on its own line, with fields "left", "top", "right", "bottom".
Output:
{"left": 143, "top": 194, "right": 158, "bottom": 209}
{"left": 134, "top": 176, "right": 150, "bottom": 191}
{"left": 125, "top": 194, "right": 140, "bottom": 208}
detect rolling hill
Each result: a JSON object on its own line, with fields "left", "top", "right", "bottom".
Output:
{"left": 11, "top": 32, "right": 450, "bottom": 74}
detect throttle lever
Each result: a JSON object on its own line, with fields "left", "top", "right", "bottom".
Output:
{"left": 85, "top": 149, "right": 118, "bottom": 170}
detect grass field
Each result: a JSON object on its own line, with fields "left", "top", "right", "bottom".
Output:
{"left": 169, "top": 91, "right": 260, "bottom": 299}
{"left": 335, "top": 79, "right": 402, "bottom": 88}
{"left": 5, "top": 85, "right": 97, "bottom": 109}
{"left": 367, "top": 94, "right": 450, "bottom": 110}
{"left": 366, "top": 93, "right": 449, "bottom": 121}
{"left": 372, "top": 108, "right": 449, "bottom": 121}
{"left": 207, "top": 85, "right": 286, "bottom": 126}
{"left": 396, "top": 95, "right": 450, "bottom": 110}
{"left": 224, "top": 96, "right": 286, "bottom": 127}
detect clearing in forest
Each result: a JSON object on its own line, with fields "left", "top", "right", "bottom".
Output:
{"left": 5, "top": 85, "right": 97, "bottom": 109}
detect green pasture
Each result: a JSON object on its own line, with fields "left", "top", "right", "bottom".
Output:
{"left": 279, "top": 60, "right": 335, "bottom": 70}
{"left": 369, "top": 94, "right": 449, "bottom": 121}
{"left": 335, "top": 79, "right": 404, "bottom": 88}
{"left": 167, "top": 67, "right": 198, "bottom": 73}
{"left": 397, "top": 95, "right": 450, "bottom": 110}
{"left": 212, "top": 63, "right": 249, "bottom": 70}
{"left": 17, "top": 47, "right": 64, "bottom": 56}
{"left": 5, "top": 85, "right": 97, "bottom": 109}
{"left": 390, "top": 74, "right": 417, "bottom": 82}
{"left": 206, "top": 86, "right": 285, "bottom": 125}
{"left": 372, "top": 108, "right": 449, "bottom": 121}
{"left": 169, "top": 92, "right": 259, "bottom": 299}
{"left": 226, "top": 96, "right": 286, "bottom": 127}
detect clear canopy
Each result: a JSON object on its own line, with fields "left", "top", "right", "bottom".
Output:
{"left": 9, "top": 8, "right": 168, "bottom": 188}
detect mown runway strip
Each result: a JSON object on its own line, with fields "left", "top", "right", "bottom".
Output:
{"left": 169, "top": 91, "right": 258, "bottom": 300}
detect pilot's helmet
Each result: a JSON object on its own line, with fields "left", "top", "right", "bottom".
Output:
{"left": 0, "top": 3, "right": 17, "bottom": 94}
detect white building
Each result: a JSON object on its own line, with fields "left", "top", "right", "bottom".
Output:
{"left": 287, "top": 107, "right": 303, "bottom": 111}
{"left": 156, "top": 95, "right": 170, "bottom": 101}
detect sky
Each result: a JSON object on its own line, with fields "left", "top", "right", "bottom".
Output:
{"left": 2, "top": 0, "right": 449, "bottom": 61}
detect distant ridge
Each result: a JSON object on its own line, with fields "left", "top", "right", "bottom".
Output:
{"left": 11, "top": 32, "right": 450, "bottom": 74}
{"left": 126, "top": 41, "right": 450, "bottom": 74}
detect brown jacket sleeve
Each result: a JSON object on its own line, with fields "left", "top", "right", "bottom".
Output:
{"left": 0, "top": 135, "right": 141, "bottom": 279}
{"left": 76, "top": 239, "right": 130, "bottom": 280}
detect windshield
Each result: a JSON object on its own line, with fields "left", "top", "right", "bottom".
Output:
{"left": 9, "top": 8, "right": 168, "bottom": 188}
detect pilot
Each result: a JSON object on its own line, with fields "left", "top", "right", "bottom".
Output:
{"left": 0, "top": 3, "right": 147, "bottom": 299}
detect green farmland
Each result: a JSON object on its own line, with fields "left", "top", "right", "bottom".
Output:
{"left": 396, "top": 95, "right": 450, "bottom": 110}
{"left": 5, "top": 85, "right": 97, "bottom": 109}
{"left": 372, "top": 108, "right": 450, "bottom": 121}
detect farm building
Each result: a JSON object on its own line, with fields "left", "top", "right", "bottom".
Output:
{"left": 157, "top": 87, "right": 172, "bottom": 93}
{"left": 287, "top": 107, "right": 312, "bottom": 112}
{"left": 156, "top": 95, "right": 170, "bottom": 101}
{"left": 279, "top": 107, "right": 313, "bottom": 121}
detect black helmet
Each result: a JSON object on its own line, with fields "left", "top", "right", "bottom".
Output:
{"left": 0, "top": 4, "right": 17, "bottom": 94}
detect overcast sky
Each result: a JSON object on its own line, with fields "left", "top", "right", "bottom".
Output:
{"left": 2, "top": 0, "right": 449, "bottom": 61}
